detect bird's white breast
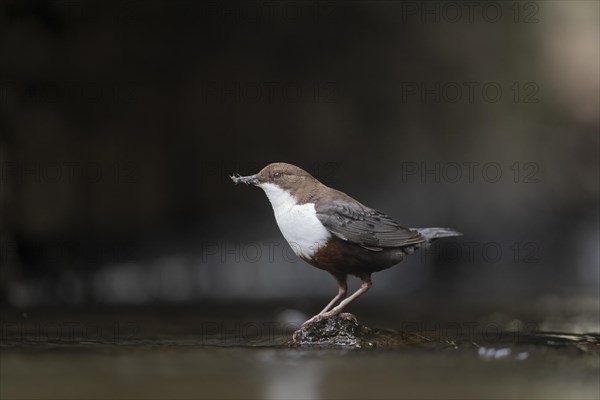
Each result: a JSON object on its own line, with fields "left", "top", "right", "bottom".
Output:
{"left": 258, "top": 183, "right": 331, "bottom": 258}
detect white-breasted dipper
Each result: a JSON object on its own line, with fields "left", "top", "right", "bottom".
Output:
{"left": 231, "top": 162, "right": 461, "bottom": 325}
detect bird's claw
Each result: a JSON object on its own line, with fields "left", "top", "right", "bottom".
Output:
{"left": 301, "top": 311, "right": 357, "bottom": 328}
{"left": 301, "top": 313, "right": 332, "bottom": 327}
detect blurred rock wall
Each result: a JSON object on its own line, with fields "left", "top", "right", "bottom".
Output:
{"left": 0, "top": 1, "right": 598, "bottom": 305}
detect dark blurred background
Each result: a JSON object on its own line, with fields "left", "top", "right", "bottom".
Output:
{"left": 0, "top": 1, "right": 598, "bottom": 320}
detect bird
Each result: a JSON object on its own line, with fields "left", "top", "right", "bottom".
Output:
{"left": 231, "top": 162, "right": 461, "bottom": 325}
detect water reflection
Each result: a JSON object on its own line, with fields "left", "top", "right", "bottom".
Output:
{"left": 259, "top": 350, "right": 323, "bottom": 400}
{"left": 1, "top": 303, "right": 599, "bottom": 399}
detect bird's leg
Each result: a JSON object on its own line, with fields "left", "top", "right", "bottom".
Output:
{"left": 319, "top": 276, "right": 347, "bottom": 314}
{"left": 319, "top": 275, "right": 372, "bottom": 319}
{"left": 301, "top": 275, "right": 347, "bottom": 327}
{"left": 301, "top": 275, "right": 372, "bottom": 327}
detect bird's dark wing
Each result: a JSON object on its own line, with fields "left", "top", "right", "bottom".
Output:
{"left": 315, "top": 200, "right": 426, "bottom": 251}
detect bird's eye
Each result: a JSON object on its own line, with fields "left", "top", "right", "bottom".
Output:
{"left": 273, "top": 172, "right": 282, "bottom": 179}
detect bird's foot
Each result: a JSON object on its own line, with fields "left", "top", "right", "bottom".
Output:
{"left": 301, "top": 314, "right": 323, "bottom": 327}
{"left": 301, "top": 311, "right": 357, "bottom": 328}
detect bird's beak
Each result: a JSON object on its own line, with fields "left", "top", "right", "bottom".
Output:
{"left": 230, "top": 174, "right": 258, "bottom": 185}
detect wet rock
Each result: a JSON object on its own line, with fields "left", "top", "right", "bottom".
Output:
{"left": 289, "top": 313, "right": 434, "bottom": 349}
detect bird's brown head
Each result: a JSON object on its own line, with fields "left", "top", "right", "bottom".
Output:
{"left": 231, "top": 162, "right": 322, "bottom": 201}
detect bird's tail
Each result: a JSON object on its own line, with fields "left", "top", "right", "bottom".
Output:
{"left": 415, "top": 227, "right": 462, "bottom": 240}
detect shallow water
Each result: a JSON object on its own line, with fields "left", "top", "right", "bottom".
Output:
{"left": 1, "top": 301, "right": 599, "bottom": 399}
